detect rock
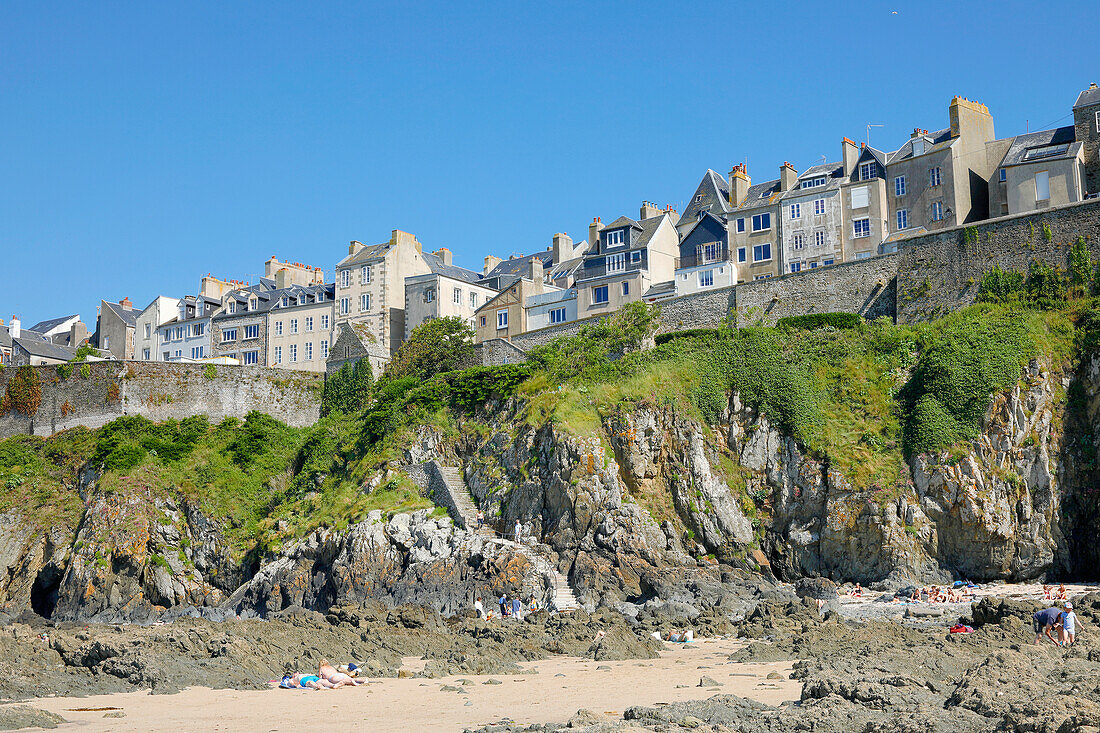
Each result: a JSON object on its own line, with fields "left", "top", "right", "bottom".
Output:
{"left": 0, "top": 705, "right": 67, "bottom": 729}
{"left": 678, "top": 715, "right": 703, "bottom": 728}
{"left": 569, "top": 709, "right": 612, "bottom": 727}
{"left": 699, "top": 676, "right": 721, "bottom": 687}
{"left": 483, "top": 678, "right": 502, "bottom": 685}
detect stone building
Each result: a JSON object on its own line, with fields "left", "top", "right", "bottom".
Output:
{"left": 884, "top": 97, "right": 998, "bottom": 234}
{"left": 474, "top": 258, "right": 560, "bottom": 342}
{"left": 987, "top": 126, "right": 1086, "bottom": 216}
{"left": 673, "top": 211, "right": 735, "bottom": 295}
{"left": 1074, "top": 82, "right": 1100, "bottom": 196}
{"left": 94, "top": 298, "right": 138, "bottom": 360}
{"left": 574, "top": 204, "right": 680, "bottom": 318}
{"left": 334, "top": 230, "right": 434, "bottom": 357}
{"left": 134, "top": 296, "right": 180, "bottom": 361}
{"left": 326, "top": 320, "right": 390, "bottom": 377}
{"left": 156, "top": 295, "right": 220, "bottom": 362}
{"left": 726, "top": 165, "right": 784, "bottom": 280}
{"left": 404, "top": 248, "right": 497, "bottom": 340}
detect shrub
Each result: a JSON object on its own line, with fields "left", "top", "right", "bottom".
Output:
{"left": 57, "top": 364, "right": 74, "bottom": 380}
{"left": 385, "top": 317, "right": 475, "bottom": 382}
{"left": 79, "top": 364, "right": 91, "bottom": 379}
{"left": 1070, "top": 237, "right": 1092, "bottom": 295}
{"left": 775, "top": 313, "right": 861, "bottom": 331}
{"left": 528, "top": 301, "right": 660, "bottom": 382}
{"left": 976, "top": 266, "right": 1025, "bottom": 303}
{"left": 227, "top": 411, "right": 286, "bottom": 468}
{"left": 2, "top": 367, "right": 42, "bottom": 416}
{"left": 203, "top": 364, "right": 217, "bottom": 380}
{"left": 654, "top": 328, "right": 723, "bottom": 346}
{"left": 1025, "top": 259, "right": 1065, "bottom": 308}
{"left": 447, "top": 364, "right": 531, "bottom": 411}
{"left": 321, "top": 360, "right": 373, "bottom": 416}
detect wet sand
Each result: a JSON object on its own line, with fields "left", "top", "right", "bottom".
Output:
{"left": 19, "top": 637, "right": 798, "bottom": 732}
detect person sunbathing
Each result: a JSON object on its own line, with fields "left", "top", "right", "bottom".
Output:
{"left": 319, "top": 660, "right": 365, "bottom": 687}
{"left": 1056, "top": 585, "right": 1068, "bottom": 602}
{"left": 1042, "top": 584, "right": 1052, "bottom": 600}
{"left": 282, "top": 673, "right": 333, "bottom": 690}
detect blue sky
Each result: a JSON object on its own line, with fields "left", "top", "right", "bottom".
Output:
{"left": 1, "top": 0, "right": 1092, "bottom": 326}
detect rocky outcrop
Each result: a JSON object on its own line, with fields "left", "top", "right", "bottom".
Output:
{"left": 0, "top": 512, "right": 71, "bottom": 619}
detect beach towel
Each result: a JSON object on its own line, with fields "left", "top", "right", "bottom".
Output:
{"left": 949, "top": 624, "right": 975, "bottom": 634}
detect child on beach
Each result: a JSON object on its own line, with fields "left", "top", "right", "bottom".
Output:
{"left": 1060, "top": 604, "right": 1077, "bottom": 646}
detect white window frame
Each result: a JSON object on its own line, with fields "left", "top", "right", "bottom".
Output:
{"left": 320, "top": 340, "right": 328, "bottom": 359}
{"left": 593, "top": 285, "right": 609, "bottom": 304}
{"left": 823, "top": 258, "right": 835, "bottom": 266}
{"left": 469, "top": 292, "right": 477, "bottom": 308}
{"left": 752, "top": 243, "right": 772, "bottom": 262}
{"left": 930, "top": 167, "right": 942, "bottom": 187}
{"left": 496, "top": 309, "right": 509, "bottom": 329}
{"left": 751, "top": 213, "right": 771, "bottom": 231}
{"left": 340, "top": 297, "right": 349, "bottom": 315}
{"left": 274, "top": 346, "right": 282, "bottom": 364}
{"left": 1035, "top": 170, "right": 1050, "bottom": 201}
{"left": 425, "top": 288, "right": 435, "bottom": 303}
{"left": 305, "top": 316, "right": 313, "bottom": 332}
{"left": 859, "top": 161, "right": 877, "bottom": 181}
{"left": 789, "top": 203, "right": 801, "bottom": 219}
{"left": 606, "top": 253, "right": 626, "bottom": 273}
{"left": 275, "top": 321, "right": 283, "bottom": 336}
{"left": 606, "top": 230, "right": 626, "bottom": 247}
{"left": 243, "top": 350, "right": 258, "bottom": 366}
{"left": 360, "top": 293, "right": 370, "bottom": 312}
{"left": 340, "top": 270, "right": 350, "bottom": 288}
{"left": 321, "top": 315, "right": 329, "bottom": 330}
{"left": 790, "top": 262, "right": 801, "bottom": 273}
{"left": 289, "top": 344, "right": 297, "bottom": 363}
{"left": 549, "top": 308, "right": 567, "bottom": 324}
{"left": 453, "top": 287, "right": 461, "bottom": 304}
{"left": 896, "top": 209, "right": 909, "bottom": 230}
{"left": 931, "top": 201, "right": 944, "bottom": 221}
{"left": 305, "top": 342, "right": 313, "bottom": 361}
{"left": 792, "top": 233, "right": 805, "bottom": 250}
{"left": 737, "top": 247, "right": 747, "bottom": 263}
{"left": 894, "top": 176, "right": 906, "bottom": 196}
{"left": 290, "top": 319, "right": 298, "bottom": 335}
{"left": 244, "top": 324, "right": 259, "bottom": 340}
{"left": 813, "top": 198, "right": 826, "bottom": 216}
{"left": 853, "top": 218, "right": 871, "bottom": 238}
{"left": 698, "top": 269, "right": 714, "bottom": 287}
{"left": 702, "top": 242, "right": 721, "bottom": 262}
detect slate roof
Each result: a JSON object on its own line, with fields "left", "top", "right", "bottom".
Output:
{"left": 730, "top": 179, "right": 782, "bottom": 212}
{"left": 681, "top": 170, "right": 733, "bottom": 224}
{"left": 1074, "top": 86, "right": 1100, "bottom": 109}
{"left": 886, "top": 128, "right": 954, "bottom": 164}
{"left": 423, "top": 252, "right": 489, "bottom": 285}
{"left": 29, "top": 315, "right": 79, "bottom": 334}
{"left": 644, "top": 280, "right": 676, "bottom": 298}
{"left": 214, "top": 283, "right": 335, "bottom": 320}
{"left": 14, "top": 337, "right": 75, "bottom": 361}
{"left": 484, "top": 250, "right": 555, "bottom": 282}
{"left": 882, "top": 225, "right": 928, "bottom": 244}
{"left": 596, "top": 214, "right": 668, "bottom": 248}
{"left": 781, "top": 163, "right": 845, "bottom": 200}
{"left": 999, "top": 126, "right": 1080, "bottom": 167}
{"left": 337, "top": 242, "right": 392, "bottom": 268}
{"left": 101, "top": 301, "right": 138, "bottom": 328}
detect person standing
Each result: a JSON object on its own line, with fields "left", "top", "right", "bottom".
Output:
{"left": 499, "top": 593, "right": 509, "bottom": 617}
{"left": 1034, "top": 606, "right": 1063, "bottom": 645}
{"left": 514, "top": 520, "right": 522, "bottom": 543}
{"left": 1061, "top": 603, "right": 1078, "bottom": 646}
{"left": 476, "top": 510, "right": 484, "bottom": 530}
{"left": 474, "top": 597, "right": 485, "bottom": 620}
{"left": 511, "top": 595, "right": 522, "bottom": 620}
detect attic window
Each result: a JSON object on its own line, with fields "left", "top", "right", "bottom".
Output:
{"left": 1023, "top": 144, "right": 1070, "bottom": 161}
{"left": 912, "top": 139, "right": 925, "bottom": 156}
{"left": 800, "top": 176, "right": 827, "bottom": 189}
{"left": 759, "top": 188, "right": 771, "bottom": 198}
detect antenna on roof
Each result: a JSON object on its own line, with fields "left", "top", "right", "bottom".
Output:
{"left": 820, "top": 154, "right": 827, "bottom": 165}
{"left": 866, "top": 123, "right": 884, "bottom": 146}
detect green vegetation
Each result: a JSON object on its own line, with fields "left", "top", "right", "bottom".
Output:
{"left": 321, "top": 360, "right": 372, "bottom": 416}
{"left": 1, "top": 366, "right": 43, "bottom": 416}
{"left": 775, "top": 312, "right": 862, "bottom": 331}
{"left": 385, "top": 316, "right": 475, "bottom": 381}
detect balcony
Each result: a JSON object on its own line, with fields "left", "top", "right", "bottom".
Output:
{"left": 579, "top": 250, "right": 648, "bottom": 279}
{"left": 676, "top": 243, "right": 733, "bottom": 270}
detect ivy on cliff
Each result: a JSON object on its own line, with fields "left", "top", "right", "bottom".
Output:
{"left": 1, "top": 366, "right": 43, "bottom": 416}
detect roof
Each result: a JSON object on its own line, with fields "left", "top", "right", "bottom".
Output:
{"left": 101, "top": 301, "right": 138, "bottom": 328}
{"left": 337, "top": 242, "right": 392, "bottom": 268}
{"left": 864, "top": 146, "right": 887, "bottom": 168}
{"left": 644, "top": 280, "right": 676, "bottom": 298}
{"left": 680, "top": 170, "right": 733, "bottom": 224}
{"left": 679, "top": 210, "right": 727, "bottom": 241}
{"left": 13, "top": 336, "right": 75, "bottom": 361}
{"left": 484, "top": 250, "right": 555, "bottom": 281}
{"left": 29, "top": 315, "right": 79, "bottom": 334}
{"left": 600, "top": 215, "right": 641, "bottom": 232}
{"left": 882, "top": 226, "right": 928, "bottom": 244}
{"left": 731, "top": 179, "right": 782, "bottom": 212}
{"left": 886, "top": 128, "right": 954, "bottom": 164}
{"left": 1074, "top": 85, "right": 1100, "bottom": 109}
{"left": 999, "top": 126, "right": 1080, "bottom": 167}
{"left": 782, "top": 163, "right": 845, "bottom": 199}
{"left": 422, "top": 252, "right": 488, "bottom": 285}
{"left": 213, "top": 283, "right": 335, "bottom": 320}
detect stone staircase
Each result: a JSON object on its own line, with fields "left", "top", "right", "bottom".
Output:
{"left": 432, "top": 462, "right": 580, "bottom": 612}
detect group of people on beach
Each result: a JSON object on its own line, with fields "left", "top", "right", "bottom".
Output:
{"left": 1034, "top": 602, "right": 1078, "bottom": 647}
{"left": 473, "top": 593, "right": 539, "bottom": 621}
{"left": 281, "top": 660, "right": 367, "bottom": 690}
{"left": 902, "top": 585, "right": 971, "bottom": 604}
{"left": 1043, "top": 584, "right": 1070, "bottom": 603}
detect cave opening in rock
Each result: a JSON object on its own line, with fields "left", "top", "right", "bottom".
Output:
{"left": 31, "top": 566, "right": 62, "bottom": 619}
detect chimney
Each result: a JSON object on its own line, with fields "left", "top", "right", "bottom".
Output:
{"left": 483, "top": 255, "right": 503, "bottom": 275}
{"left": 552, "top": 232, "right": 574, "bottom": 264}
{"left": 120, "top": 297, "right": 132, "bottom": 309}
{"left": 729, "top": 164, "right": 750, "bottom": 207}
{"left": 70, "top": 321, "right": 87, "bottom": 346}
{"left": 529, "top": 257, "right": 545, "bottom": 283}
{"left": 949, "top": 96, "right": 994, "bottom": 141}
{"left": 275, "top": 268, "right": 290, "bottom": 289}
{"left": 842, "top": 137, "right": 859, "bottom": 177}
{"left": 779, "top": 162, "right": 797, "bottom": 192}
{"left": 664, "top": 204, "right": 680, "bottom": 226}
{"left": 433, "top": 248, "right": 453, "bottom": 266}
{"left": 349, "top": 240, "right": 364, "bottom": 256}
{"left": 640, "top": 201, "right": 662, "bottom": 219}
{"left": 392, "top": 229, "right": 422, "bottom": 253}
{"left": 589, "top": 217, "right": 602, "bottom": 249}
{"left": 10, "top": 316, "right": 20, "bottom": 340}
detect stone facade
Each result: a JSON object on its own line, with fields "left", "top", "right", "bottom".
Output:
{"left": 0, "top": 361, "right": 321, "bottom": 439}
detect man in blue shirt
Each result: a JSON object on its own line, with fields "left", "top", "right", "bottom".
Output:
{"left": 1033, "top": 606, "right": 1063, "bottom": 645}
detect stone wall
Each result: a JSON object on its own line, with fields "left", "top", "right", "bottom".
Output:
{"left": 896, "top": 198, "right": 1100, "bottom": 322}
{"left": 405, "top": 460, "right": 465, "bottom": 528}
{"left": 656, "top": 285, "right": 736, "bottom": 332}
{"left": 0, "top": 361, "right": 322, "bottom": 439}
{"left": 733, "top": 254, "right": 899, "bottom": 326}
{"left": 476, "top": 339, "right": 531, "bottom": 366}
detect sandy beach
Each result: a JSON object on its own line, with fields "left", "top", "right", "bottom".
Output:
{"left": 18, "top": 637, "right": 797, "bottom": 732}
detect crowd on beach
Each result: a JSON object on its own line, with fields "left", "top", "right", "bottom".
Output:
{"left": 843, "top": 582, "right": 976, "bottom": 604}
{"left": 473, "top": 592, "right": 540, "bottom": 621}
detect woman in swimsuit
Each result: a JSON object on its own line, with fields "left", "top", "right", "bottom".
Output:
{"left": 319, "top": 659, "right": 364, "bottom": 687}
{"left": 282, "top": 673, "right": 332, "bottom": 689}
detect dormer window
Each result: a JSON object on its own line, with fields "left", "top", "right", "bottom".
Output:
{"left": 297, "top": 295, "right": 305, "bottom": 306}
{"left": 606, "top": 230, "right": 626, "bottom": 247}
{"left": 859, "top": 161, "right": 878, "bottom": 181}
{"left": 248, "top": 297, "right": 257, "bottom": 312}
{"left": 316, "top": 292, "right": 324, "bottom": 302}
{"left": 281, "top": 296, "right": 290, "bottom": 307}
{"left": 912, "top": 139, "right": 925, "bottom": 156}
{"left": 800, "top": 176, "right": 827, "bottom": 189}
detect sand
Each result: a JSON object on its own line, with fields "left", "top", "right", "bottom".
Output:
{"left": 18, "top": 637, "right": 798, "bottom": 732}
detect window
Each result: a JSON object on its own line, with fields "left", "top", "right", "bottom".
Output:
{"left": 929, "top": 167, "right": 942, "bottom": 187}
{"left": 360, "top": 293, "right": 370, "bottom": 312}
{"left": 809, "top": 262, "right": 818, "bottom": 269}
{"left": 789, "top": 203, "right": 801, "bottom": 219}
{"left": 606, "top": 253, "right": 625, "bottom": 273}
{"left": 912, "top": 139, "right": 925, "bottom": 156}
{"left": 340, "top": 298, "right": 349, "bottom": 316}
{"left": 297, "top": 294, "right": 305, "bottom": 306}
{"left": 243, "top": 351, "right": 258, "bottom": 365}
{"left": 792, "top": 233, "right": 805, "bottom": 250}
{"left": 800, "top": 176, "right": 827, "bottom": 189}
{"left": 321, "top": 315, "right": 329, "bottom": 330}
{"left": 360, "top": 265, "right": 370, "bottom": 284}
{"left": 894, "top": 176, "right": 906, "bottom": 196}
{"left": 144, "top": 324, "right": 151, "bottom": 338}
{"left": 853, "top": 218, "right": 871, "bottom": 238}
{"left": 470, "top": 292, "right": 477, "bottom": 308}
{"left": 630, "top": 250, "right": 642, "bottom": 263}
{"left": 316, "top": 292, "right": 324, "bottom": 302}
{"left": 480, "top": 316, "right": 486, "bottom": 327}
{"left": 275, "top": 321, "right": 283, "bottom": 336}
{"left": 102, "top": 336, "right": 111, "bottom": 349}
{"left": 621, "top": 281, "right": 629, "bottom": 296}
{"left": 823, "top": 259, "right": 835, "bottom": 266}
{"left": 754, "top": 274, "right": 772, "bottom": 280}
{"left": 998, "top": 168, "right": 1007, "bottom": 183}
{"left": 790, "top": 262, "right": 801, "bottom": 273}
{"left": 174, "top": 349, "right": 182, "bottom": 358}
{"left": 496, "top": 310, "right": 509, "bottom": 329}
{"left": 736, "top": 218, "right": 745, "bottom": 232}
{"left": 851, "top": 186, "right": 869, "bottom": 209}
{"left": 737, "top": 247, "right": 747, "bottom": 262}
{"left": 698, "top": 270, "right": 714, "bottom": 287}
{"left": 813, "top": 198, "right": 826, "bottom": 215}
{"left": 305, "top": 342, "right": 313, "bottom": 361}
{"left": 248, "top": 297, "right": 257, "bottom": 312}
{"left": 896, "top": 209, "right": 909, "bottom": 230}
{"left": 340, "top": 270, "right": 350, "bottom": 288}
{"left": 289, "top": 344, "right": 297, "bottom": 362}
{"left": 425, "top": 288, "right": 435, "bottom": 303}
{"left": 453, "top": 288, "right": 461, "bottom": 304}
{"left": 751, "top": 213, "right": 771, "bottom": 231}
{"left": 227, "top": 302, "right": 235, "bottom": 314}
{"left": 290, "top": 319, "right": 298, "bottom": 334}
{"left": 752, "top": 243, "right": 772, "bottom": 262}
{"left": 222, "top": 328, "right": 237, "bottom": 343}
{"left": 1096, "top": 110, "right": 1100, "bottom": 132}
{"left": 305, "top": 316, "right": 313, "bottom": 332}
{"left": 321, "top": 340, "right": 329, "bottom": 359}
{"left": 593, "top": 285, "right": 609, "bottom": 304}
{"left": 550, "top": 308, "right": 567, "bottom": 324}
{"left": 274, "top": 346, "right": 282, "bottom": 364}
{"left": 859, "top": 161, "right": 877, "bottom": 181}
{"left": 281, "top": 296, "right": 290, "bottom": 307}
{"left": 702, "top": 242, "right": 721, "bottom": 262}
{"left": 192, "top": 323, "right": 204, "bottom": 337}
{"left": 1035, "top": 170, "right": 1050, "bottom": 201}
{"left": 244, "top": 324, "right": 259, "bottom": 340}
{"left": 931, "top": 201, "right": 944, "bottom": 221}
{"left": 606, "top": 230, "right": 625, "bottom": 247}
{"left": 163, "top": 351, "right": 170, "bottom": 361}
{"left": 142, "top": 348, "right": 150, "bottom": 360}
{"left": 175, "top": 327, "right": 184, "bottom": 340}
